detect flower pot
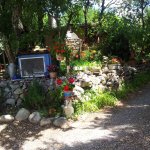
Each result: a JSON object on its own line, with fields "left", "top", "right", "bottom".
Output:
{"left": 108, "top": 64, "right": 121, "bottom": 70}
{"left": 8, "top": 63, "right": 16, "bottom": 79}
{"left": 49, "top": 72, "right": 57, "bottom": 79}
{"left": 56, "top": 53, "right": 64, "bottom": 61}
{"left": 64, "top": 91, "right": 73, "bottom": 97}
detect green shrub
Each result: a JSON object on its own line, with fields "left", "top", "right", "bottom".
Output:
{"left": 23, "top": 80, "right": 45, "bottom": 110}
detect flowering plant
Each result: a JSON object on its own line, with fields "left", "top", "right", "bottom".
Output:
{"left": 110, "top": 57, "right": 121, "bottom": 64}
{"left": 47, "top": 64, "right": 58, "bottom": 72}
{"left": 56, "top": 77, "right": 75, "bottom": 91}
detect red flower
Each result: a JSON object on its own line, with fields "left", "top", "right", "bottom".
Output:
{"left": 68, "top": 77, "right": 75, "bottom": 84}
{"left": 56, "top": 50, "right": 59, "bottom": 53}
{"left": 61, "top": 50, "right": 65, "bottom": 53}
{"left": 63, "top": 85, "right": 70, "bottom": 91}
{"left": 54, "top": 46, "right": 59, "bottom": 49}
{"left": 56, "top": 78, "right": 63, "bottom": 85}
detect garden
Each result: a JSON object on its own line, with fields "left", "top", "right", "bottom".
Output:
{"left": 0, "top": 0, "right": 150, "bottom": 128}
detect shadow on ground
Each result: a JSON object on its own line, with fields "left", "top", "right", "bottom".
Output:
{"left": 0, "top": 85, "right": 150, "bottom": 150}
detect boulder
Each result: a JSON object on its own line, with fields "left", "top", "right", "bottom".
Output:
{"left": 5, "top": 98, "right": 16, "bottom": 106}
{"left": 15, "top": 108, "right": 30, "bottom": 121}
{"left": 0, "top": 115, "right": 14, "bottom": 123}
{"left": 53, "top": 117, "right": 69, "bottom": 128}
{"left": 40, "top": 118, "right": 52, "bottom": 126}
{"left": 29, "top": 112, "right": 41, "bottom": 124}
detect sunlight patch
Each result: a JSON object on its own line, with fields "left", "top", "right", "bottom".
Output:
{"left": 0, "top": 124, "right": 8, "bottom": 133}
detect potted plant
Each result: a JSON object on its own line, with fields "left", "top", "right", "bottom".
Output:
{"left": 108, "top": 57, "right": 121, "bottom": 70}
{"left": 56, "top": 77, "right": 75, "bottom": 98}
{"left": 47, "top": 64, "right": 58, "bottom": 79}
{"left": 56, "top": 77, "right": 75, "bottom": 117}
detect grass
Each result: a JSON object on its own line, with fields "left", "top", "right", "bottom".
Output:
{"left": 73, "top": 70, "right": 150, "bottom": 116}
{"left": 115, "top": 71, "right": 150, "bottom": 99}
{"left": 73, "top": 91, "right": 117, "bottom": 115}
{"left": 70, "top": 60, "right": 102, "bottom": 68}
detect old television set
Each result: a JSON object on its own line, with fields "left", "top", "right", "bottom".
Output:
{"left": 18, "top": 53, "right": 51, "bottom": 78}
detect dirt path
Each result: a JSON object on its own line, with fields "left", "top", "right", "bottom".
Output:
{"left": 0, "top": 84, "right": 150, "bottom": 150}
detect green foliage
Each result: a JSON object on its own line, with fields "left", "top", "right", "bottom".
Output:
{"left": 23, "top": 80, "right": 45, "bottom": 110}
{"left": 70, "top": 60, "right": 102, "bottom": 68}
{"left": 44, "top": 87, "right": 64, "bottom": 116}
{"left": 74, "top": 70, "right": 150, "bottom": 115}
{"left": 115, "top": 71, "right": 150, "bottom": 99}
{"left": 73, "top": 91, "right": 117, "bottom": 115}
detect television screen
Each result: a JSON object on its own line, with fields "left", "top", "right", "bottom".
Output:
{"left": 18, "top": 53, "right": 51, "bottom": 78}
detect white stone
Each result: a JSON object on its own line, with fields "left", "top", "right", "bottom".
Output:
{"left": 0, "top": 115, "right": 14, "bottom": 123}
{"left": 40, "top": 118, "right": 52, "bottom": 126}
{"left": 73, "top": 85, "right": 84, "bottom": 94}
{"left": 53, "top": 117, "right": 69, "bottom": 128}
{"left": 15, "top": 108, "right": 30, "bottom": 121}
{"left": 63, "top": 106, "right": 74, "bottom": 118}
{"left": 29, "top": 112, "right": 41, "bottom": 124}
{"left": 5, "top": 98, "right": 16, "bottom": 106}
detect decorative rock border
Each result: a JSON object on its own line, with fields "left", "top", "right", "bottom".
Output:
{"left": 0, "top": 108, "right": 69, "bottom": 129}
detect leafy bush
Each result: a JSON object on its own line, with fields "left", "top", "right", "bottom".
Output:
{"left": 23, "top": 80, "right": 45, "bottom": 110}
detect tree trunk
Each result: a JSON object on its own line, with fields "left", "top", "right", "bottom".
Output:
{"left": 83, "top": 0, "right": 90, "bottom": 43}
{"left": 99, "top": 0, "right": 105, "bottom": 25}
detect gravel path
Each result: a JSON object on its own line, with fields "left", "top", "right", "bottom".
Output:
{"left": 1, "top": 84, "right": 150, "bottom": 150}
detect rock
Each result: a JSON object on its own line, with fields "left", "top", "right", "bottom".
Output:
{"left": 14, "top": 88, "right": 23, "bottom": 95}
{"left": 22, "top": 84, "right": 27, "bottom": 90}
{"left": 5, "top": 98, "right": 16, "bottom": 106}
{"left": 102, "top": 67, "right": 109, "bottom": 73}
{"left": 16, "top": 98, "right": 22, "bottom": 106}
{"left": 81, "top": 81, "right": 91, "bottom": 88}
{"left": 0, "top": 81, "right": 7, "bottom": 87}
{"left": 0, "top": 115, "right": 14, "bottom": 123}
{"left": 15, "top": 108, "right": 30, "bottom": 121}
{"left": 10, "top": 84, "right": 19, "bottom": 91}
{"left": 40, "top": 118, "right": 52, "bottom": 126}
{"left": 4, "top": 87, "right": 10, "bottom": 93}
{"left": 29, "top": 112, "right": 41, "bottom": 124}
{"left": 73, "top": 85, "right": 84, "bottom": 94}
{"left": 63, "top": 106, "right": 74, "bottom": 118}
{"left": 19, "top": 94, "right": 24, "bottom": 99}
{"left": 90, "top": 77, "right": 101, "bottom": 85}
{"left": 53, "top": 117, "right": 69, "bottom": 128}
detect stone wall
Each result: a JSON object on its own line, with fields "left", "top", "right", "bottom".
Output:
{"left": 0, "top": 63, "right": 150, "bottom": 108}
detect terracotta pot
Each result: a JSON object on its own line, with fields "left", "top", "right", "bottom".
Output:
{"left": 49, "top": 72, "right": 57, "bottom": 79}
{"left": 56, "top": 53, "right": 64, "bottom": 61}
